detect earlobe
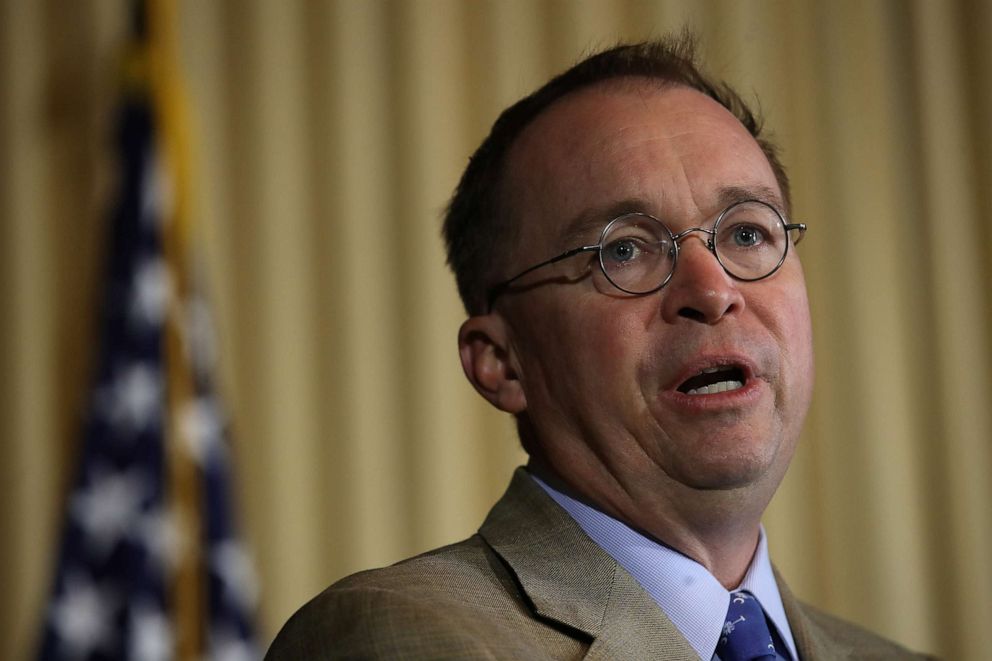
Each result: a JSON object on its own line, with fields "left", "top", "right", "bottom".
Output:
{"left": 458, "top": 315, "right": 527, "bottom": 414}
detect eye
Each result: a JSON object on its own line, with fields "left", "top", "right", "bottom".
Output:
{"left": 603, "top": 238, "right": 642, "bottom": 263}
{"left": 729, "top": 224, "right": 765, "bottom": 248}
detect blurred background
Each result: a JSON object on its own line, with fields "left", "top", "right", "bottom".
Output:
{"left": 2, "top": 0, "right": 990, "bottom": 659}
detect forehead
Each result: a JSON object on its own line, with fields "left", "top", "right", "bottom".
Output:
{"left": 504, "top": 81, "right": 781, "bottom": 247}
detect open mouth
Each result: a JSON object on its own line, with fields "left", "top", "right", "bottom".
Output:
{"left": 676, "top": 365, "right": 746, "bottom": 396}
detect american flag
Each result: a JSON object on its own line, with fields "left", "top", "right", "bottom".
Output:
{"left": 37, "top": 3, "right": 259, "bottom": 659}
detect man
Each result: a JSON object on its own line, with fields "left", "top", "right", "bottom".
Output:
{"left": 267, "top": 37, "right": 929, "bottom": 660}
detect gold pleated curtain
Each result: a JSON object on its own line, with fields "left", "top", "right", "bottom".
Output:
{"left": 2, "top": 1, "right": 990, "bottom": 659}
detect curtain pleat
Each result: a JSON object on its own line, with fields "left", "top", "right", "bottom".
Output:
{"left": 2, "top": 1, "right": 989, "bottom": 658}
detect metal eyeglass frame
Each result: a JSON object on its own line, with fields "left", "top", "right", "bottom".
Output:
{"left": 486, "top": 199, "right": 806, "bottom": 313}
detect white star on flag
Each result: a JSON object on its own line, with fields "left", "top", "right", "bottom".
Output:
{"left": 48, "top": 571, "right": 119, "bottom": 660}
{"left": 211, "top": 539, "right": 260, "bottom": 611}
{"left": 130, "top": 257, "right": 173, "bottom": 328}
{"left": 128, "top": 600, "right": 173, "bottom": 661}
{"left": 95, "top": 362, "right": 163, "bottom": 437}
{"left": 210, "top": 624, "right": 260, "bottom": 661}
{"left": 71, "top": 465, "right": 148, "bottom": 558}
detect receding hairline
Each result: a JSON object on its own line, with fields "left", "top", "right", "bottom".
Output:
{"left": 496, "top": 77, "right": 784, "bottom": 262}
{"left": 503, "top": 74, "right": 692, "bottom": 162}
{"left": 496, "top": 77, "right": 699, "bottom": 235}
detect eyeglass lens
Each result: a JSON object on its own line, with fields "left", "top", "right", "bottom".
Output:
{"left": 598, "top": 201, "right": 788, "bottom": 294}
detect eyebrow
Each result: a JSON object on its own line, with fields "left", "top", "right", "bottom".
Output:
{"left": 559, "top": 198, "right": 652, "bottom": 247}
{"left": 715, "top": 185, "right": 784, "bottom": 211}
{"left": 558, "top": 184, "right": 786, "bottom": 249}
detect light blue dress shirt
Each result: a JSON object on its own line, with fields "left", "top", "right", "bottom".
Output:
{"left": 531, "top": 474, "right": 798, "bottom": 661}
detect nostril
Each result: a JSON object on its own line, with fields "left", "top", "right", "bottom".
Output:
{"left": 678, "top": 307, "right": 707, "bottom": 322}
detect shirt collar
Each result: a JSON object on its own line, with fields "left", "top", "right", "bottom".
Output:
{"left": 530, "top": 473, "right": 797, "bottom": 660}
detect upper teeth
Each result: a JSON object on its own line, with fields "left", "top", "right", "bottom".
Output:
{"left": 686, "top": 380, "right": 743, "bottom": 396}
{"left": 702, "top": 367, "right": 723, "bottom": 373}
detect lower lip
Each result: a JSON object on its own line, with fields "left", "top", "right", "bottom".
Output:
{"left": 661, "top": 378, "right": 764, "bottom": 412}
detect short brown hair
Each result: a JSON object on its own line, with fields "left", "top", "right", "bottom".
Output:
{"left": 442, "top": 34, "right": 790, "bottom": 315}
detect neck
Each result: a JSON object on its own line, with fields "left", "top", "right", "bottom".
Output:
{"left": 528, "top": 458, "right": 768, "bottom": 589}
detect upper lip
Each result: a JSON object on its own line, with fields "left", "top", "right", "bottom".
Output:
{"left": 665, "top": 354, "right": 758, "bottom": 393}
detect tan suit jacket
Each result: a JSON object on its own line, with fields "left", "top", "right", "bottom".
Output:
{"left": 267, "top": 468, "right": 930, "bottom": 660}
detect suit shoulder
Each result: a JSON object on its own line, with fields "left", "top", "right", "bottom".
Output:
{"left": 325, "top": 533, "right": 520, "bottom": 605}
{"left": 799, "top": 601, "right": 935, "bottom": 659}
{"left": 266, "top": 535, "right": 577, "bottom": 660}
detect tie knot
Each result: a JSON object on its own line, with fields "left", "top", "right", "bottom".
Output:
{"left": 716, "top": 591, "right": 778, "bottom": 661}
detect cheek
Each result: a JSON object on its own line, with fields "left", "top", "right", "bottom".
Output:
{"left": 760, "top": 260, "right": 812, "bottom": 347}
{"left": 781, "top": 288, "right": 812, "bottom": 349}
{"left": 791, "top": 293, "right": 815, "bottom": 404}
{"left": 582, "top": 296, "right": 658, "bottom": 369}
{"left": 784, "top": 278, "right": 814, "bottom": 369}
{"left": 759, "top": 272, "right": 815, "bottom": 407}
{"left": 519, "top": 298, "right": 647, "bottom": 403}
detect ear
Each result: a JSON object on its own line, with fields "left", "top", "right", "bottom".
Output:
{"left": 458, "top": 314, "right": 527, "bottom": 414}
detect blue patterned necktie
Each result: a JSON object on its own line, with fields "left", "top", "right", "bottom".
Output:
{"left": 716, "top": 591, "right": 780, "bottom": 661}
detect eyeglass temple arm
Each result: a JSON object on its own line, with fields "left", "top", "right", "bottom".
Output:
{"left": 785, "top": 223, "right": 806, "bottom": 244}
{"left": 486, "top": 245, "right": 599, "bottom": 312}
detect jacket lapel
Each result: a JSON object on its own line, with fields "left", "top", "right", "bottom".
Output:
{"left": 776, "top": 568, "right": 854, "bottom": 660}
{"left": 479, "top": 468, "right": 700, "bottom": 661}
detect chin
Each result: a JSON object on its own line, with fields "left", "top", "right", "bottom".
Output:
{"left": 680, "top": 471, "right": 765, "bottom": 491}
{"left": 675, "top": 463, "right": 773, "bottom": 491}
{"left": 664, "top": 439, "right": 784, "bottom": 492}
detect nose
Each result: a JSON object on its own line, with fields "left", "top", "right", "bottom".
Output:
{"left": 659, "top": 236, "right": 745, "bottom": 324}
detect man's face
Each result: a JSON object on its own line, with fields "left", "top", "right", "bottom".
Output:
{"left": 498, "top": 82, "right": 814, "bottom": 509}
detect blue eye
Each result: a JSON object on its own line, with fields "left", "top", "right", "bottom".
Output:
{"left": 604, "top": 239, "right": 640, "bottom": 263}
{"left": 731, "top": 225, "right": 764, "bottom": 248}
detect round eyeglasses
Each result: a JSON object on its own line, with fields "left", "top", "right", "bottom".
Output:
{"left": 487, "top": 199, "right": 806, "bottom": 312}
